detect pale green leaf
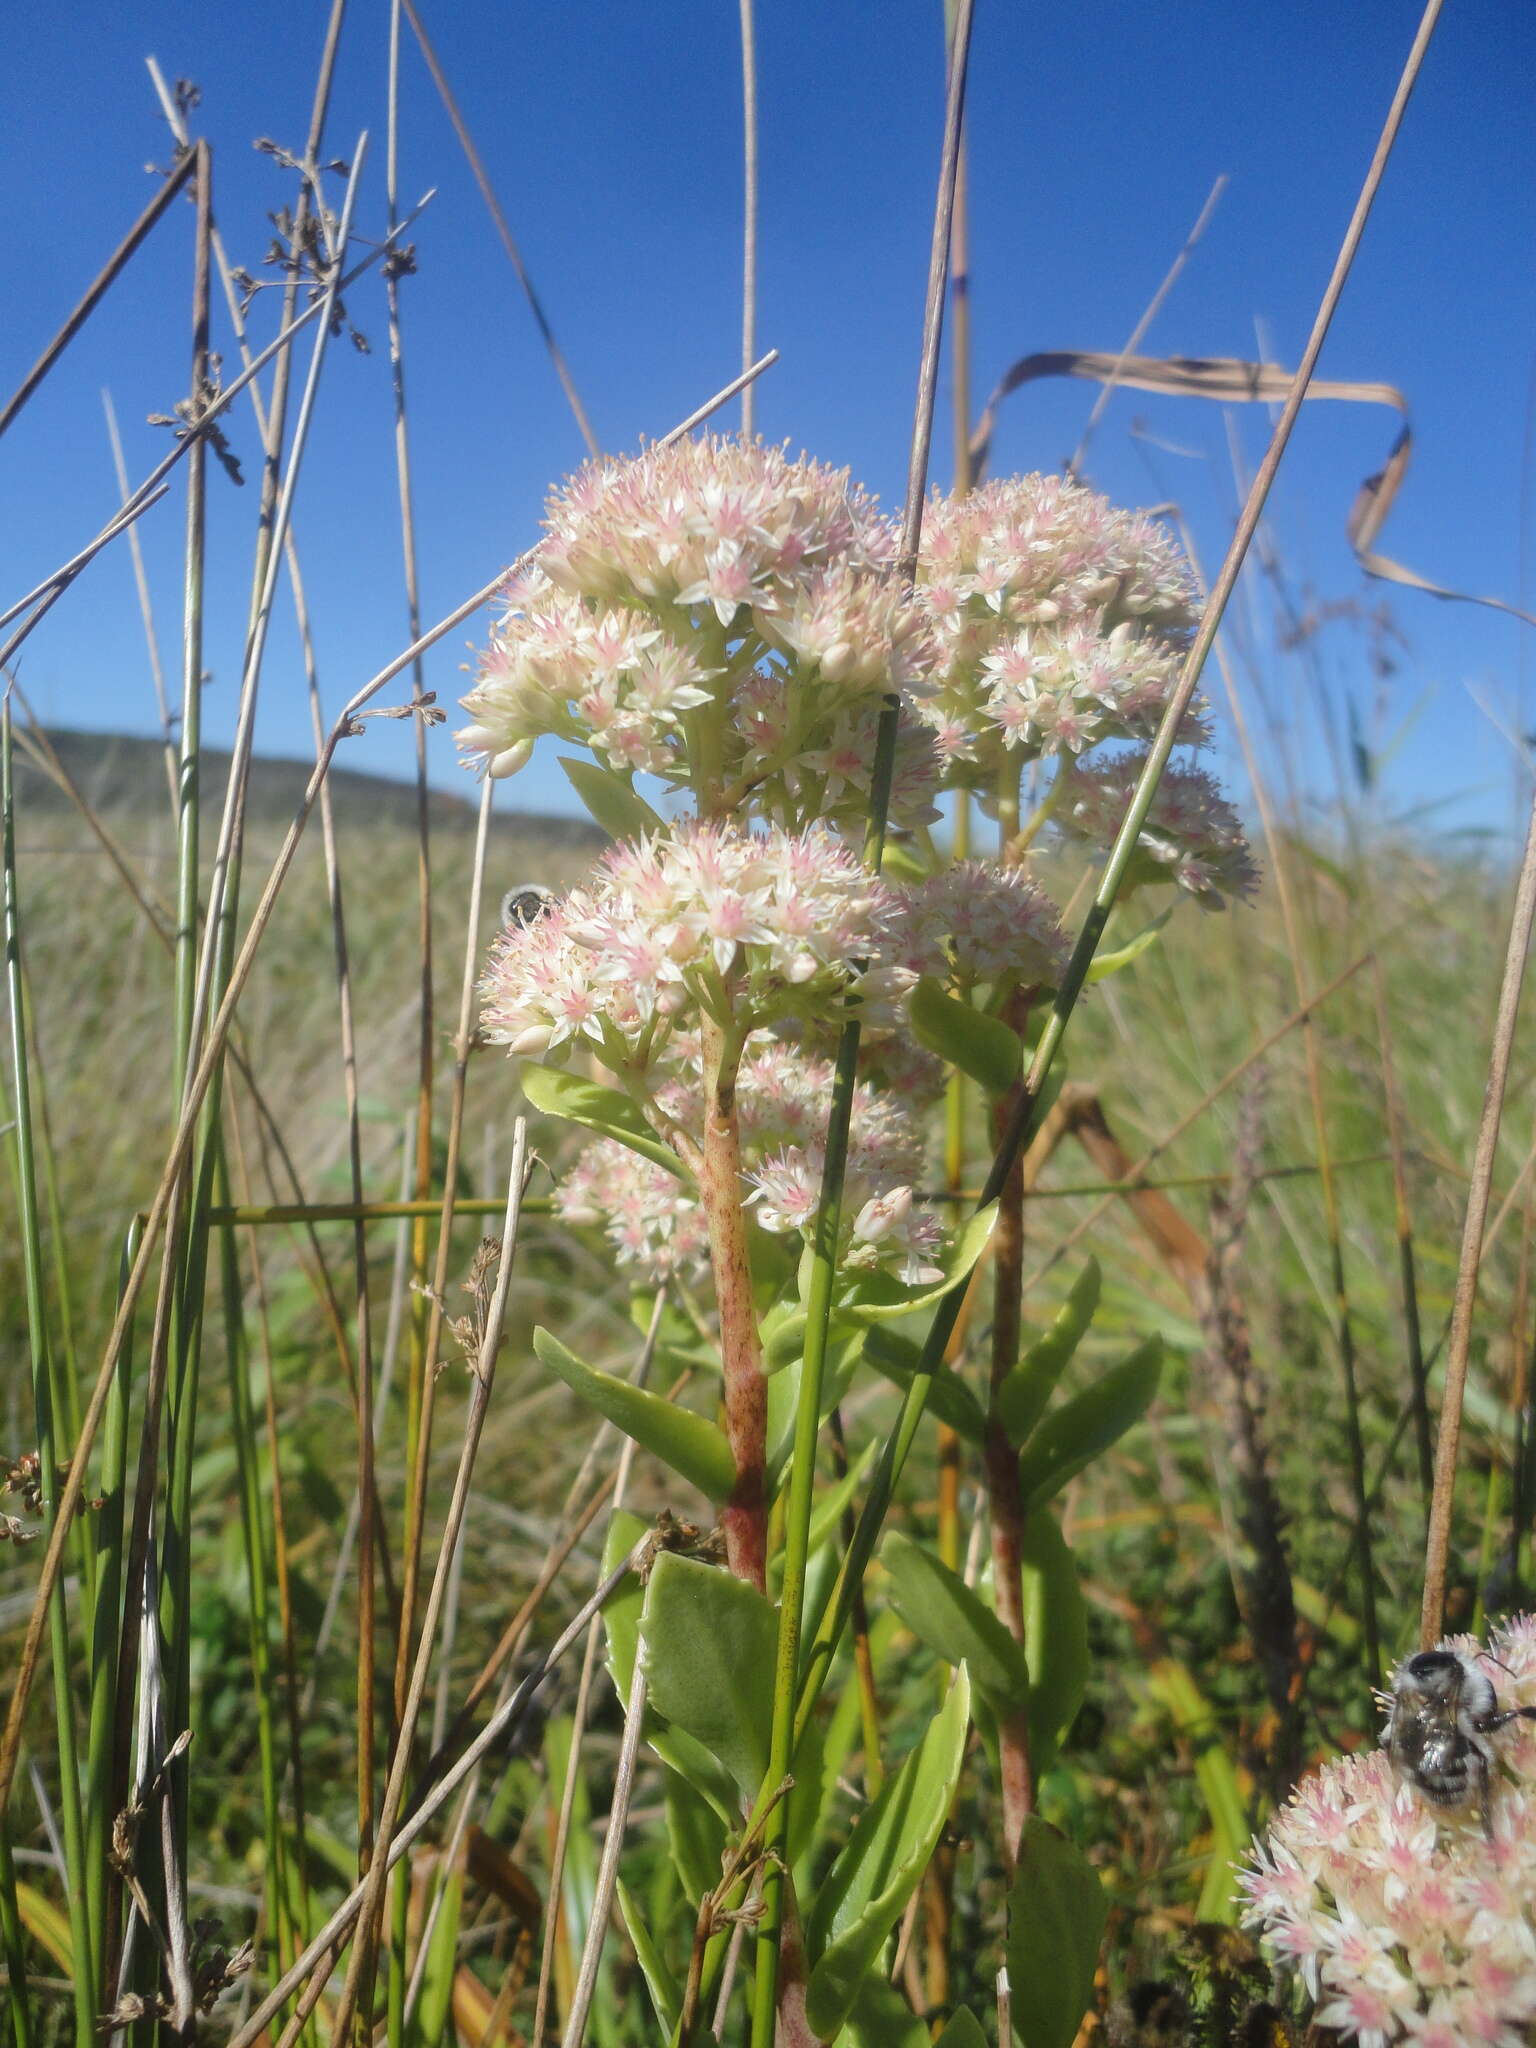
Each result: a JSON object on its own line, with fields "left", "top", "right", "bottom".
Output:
{"left": 1020, "top": 1507, "right": 1089, "bottom": 1773}
{"left": 1084, "top": 909, "right": 1172, "bottom": 983}
{"left": 883, "top": 1530, "right": 1029, "bottom": 1706}
{"left": 804, "top": 1670, "right": 971, "bottom": 2038}
{"left": 1004, "top": 1817, "right": 1108, "bottom": 2048}
{"left": 559, "top": 755, "right": 665, "bottom": 840}
{"left": 862, "top": 1324, "right": 987, "bottom": 1444}
{"left": 841, "top": 1203, "right": 997, "bottom": 1324}
{"left": 995, "top": 1259, "right": 1101, "bottom": 1448}
{"left": 1016, "top": 1337, "right": 1163, "bottom": 1513}
{"left": 519, "top": 1065, "right": 683, "bottom": 1180}
{"left": 640, "top": 1553, "right": 776, "bottom": 1802}
{"left": 535, "top": 1329, "right": 735, "bottom": 1502}
{"left": 617, "top": 1875, "right": 682, "bottom": 2034}
{"left": 910, "top": 976, "right": 1021, "bottom": 1094}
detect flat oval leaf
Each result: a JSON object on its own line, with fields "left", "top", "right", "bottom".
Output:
{"left": 519, "top": 1065, "right": 683, "bottom": 1181}
{"left": 862, "top": 1324, "right": 987, "bottom": 1445}
{"left": 1020, "top": 1507, "right": 1089, "bottom": 1773}
{"left": 910, "top": 976, "right": 1021, "bottom": 1095}
{"left": 1084, "top": 908, "right": 1171, "bottom": 984}
{"left": 996, "top": 1259, "right": 1102, "bottom": 1449}
{"left": 804, "top": 1670, "right": 971, "bottom": 2039}
{"left": 1004, "top": 1816, "right": 1108, "bottom": 2048}
{"left": 640, "top": 1552, "right": 776, "bottom": 1802}
{"left": 559, "top": 754, "right": 665, "bottom": 840}
{"left": 883, "top": 1530, "right": 1029, "bottom": 1707}
{"left": 663, "top": 1765, "right": 728, "bottom": 1905}
{"left": 845, "top": 1975, "right": 934, "bottom": 2046}
{"left": 1016, "top": 1336, "right": 1163, "bottom": 1514}
{"left": 841, "top": 1203, "right": 997, "bottom": 1324}
{"left": 534, "top": 1328, "right": 734, "bottom": 1502}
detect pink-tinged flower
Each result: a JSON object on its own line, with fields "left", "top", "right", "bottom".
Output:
{"left": 912, "top": 474, "right": 1201, "bottom": 788}
{"left": 480, "top": 822, "right": 911, "bottom": 1074}
{"left": 1242, "top": 1618, "right": 1536, "bottom": 2047}
{"left": 1056, "top": 751, "right": 1260, "bottom": 909}
{"left": 457, "top": 436, "right": 936, "bottom": 815}
{"left": 894, "top": 861, "right": 1069, "bottom": 994}
{"left": 553, "top": 1034, "right": 942, "bottom": 1287}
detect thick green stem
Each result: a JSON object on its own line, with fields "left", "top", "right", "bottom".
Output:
{"left": 698, "top": 1012, "right": 768, "bottom": 1590}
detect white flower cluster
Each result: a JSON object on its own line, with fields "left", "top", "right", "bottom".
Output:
{"left": 478, "top": 821, "right": 907, "bottom": 1065}
{"left": 553, "top": 1037, "right": 940, "bottom": 1285}
{"left": 912, "top": 473, "right": 1203, "bottom": 788}
{"left": 458, "top": 435, "right": 936, "bottom": 823}
{"left": 1056, "top": 752, "right": 1259, "bottom": 907}
{"left": 1242, "top": 1616, "right": 1536, "bottom": 2048}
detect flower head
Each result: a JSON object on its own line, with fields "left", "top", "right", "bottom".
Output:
{"left": 457, "top": 435, "right": 935, "bottom": 818}
{"left": 1242, "top": 1617, "right": 1536, "bottom": 2047}
{"left": 1056, "top": 751, "right": 1259, "bottom": 908}
{"left": 895, "top": 861, "right": 1069, "bottom": 994}
{"left": 554, "top": 1035, "right": 942, "bottom": 1286}
{"left": 480, "top": 821, "right": 910, "bottom": 1071}
{"left": 913, "top": 475, "right": 1202, "bottom": 788}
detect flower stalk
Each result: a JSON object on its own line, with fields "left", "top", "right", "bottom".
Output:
{"left": 698, "top": 1010, "right": 770, "bottom": 1590}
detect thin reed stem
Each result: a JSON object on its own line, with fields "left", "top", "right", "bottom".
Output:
{"left": 0, "top": 149, "right": 198, "bottom": 439}
{"left": 399, "top": 0, "right": 600, "bottom": 456}
{"left": 1422, "top": 774, "right": 1536, "bottom": 1644}
{"left": 798, "top": 0, "right": 1446, "bottom": 1733}
{"left": 327, "top": 1128, "right": 532, "bottom": 2046}
{"left": 558, "top": 1671, "right": 648, "bottom": 2048}
{"left": 0, "top": 354, "right": 799, "bottom": 1836}
{"left": 228, "top": 1542, "right": 650, "bottom": 2048}
{"left": 2, "top": 705, "right": 96, "bottom": 2048}
{"left": 531, "top": 1292, "right": 664, "bottom": 2043}
{"left": 750, "top": 7, "right": 976, "bottom": 2039}
{"left": 738, "top": 0, "right": 759, "bottom": 436}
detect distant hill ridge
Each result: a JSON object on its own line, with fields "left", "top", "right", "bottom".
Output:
{"left": 11, "top": 725, "right": 606, "bottom": 848}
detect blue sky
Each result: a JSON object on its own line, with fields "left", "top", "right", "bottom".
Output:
{"left": 2, "top": 0, "right": 1532, "bottom": 839}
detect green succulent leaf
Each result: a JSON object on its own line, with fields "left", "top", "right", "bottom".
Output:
{"left": 996, "top": 1258, "right": 1102, "bottom": 1449}
{"left": 1004, "top": 1817, "right": 1108, "bottom": 2048}
{"left": 559, "top": 754, "right": 666, "bottom": 840}
{"left": 518, "top": 1065, "right": 683, "bottom": 1180}
{"left": 1020, "top": 1507, "right": 1090, "bottom": 1773}
{"left": 599, "top": 1508, "right": 649, "bottom": 1701}
{"left": 1016, "top": 1336, "right": 1163, "bottom": 1513}
{"left": 910, "top": 975, "right": 1022, "bottom": 1095}
{"left": 534, "top": 1328, "right": 734, "bottom": 1502}
{"left": 1083, "top": 908, "right": 1172, "bottom": 984}
{"left": 844, "top": 1975, "right": 934, "bottom": 2046}
{"left": 804, "top": 1669, "right": 971, "bottom": 2038}
{"left": 640, "top": 1553, "right": 776, "bottom": 1802}
{"left": 862, "top": 1324, "right": 987, "bottom": 1444}
{"left": 933, "top": 2011, "right": 989, "bottom": 2048}
{"left": 882, "top": 1530, "right": 1029, "bottom": 1707}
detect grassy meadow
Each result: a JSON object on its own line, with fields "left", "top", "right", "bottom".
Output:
{"left": 2, "top": 699, "right": 1531, "bottom": 2043}
{"left": 4, "top": 8, "right": 1534, "bottom": 2045}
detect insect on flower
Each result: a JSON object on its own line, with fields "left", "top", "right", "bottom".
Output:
{"left": 1380, "top": 1646, "right": 1536, "bottom": 1834}
{"left": 500, "top": 882, "right": 557, "bottom": 930}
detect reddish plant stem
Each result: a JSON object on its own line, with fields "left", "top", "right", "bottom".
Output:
{"left": 699, "top": 1012, "right": 768, "bottom": 1591}
{"left": 986, "top": 992, "right": 1036, "bottom": 1869}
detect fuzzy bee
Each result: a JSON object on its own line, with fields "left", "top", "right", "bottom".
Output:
{"left": 500, "top": 883, "right": 556, "bottom": 930}
{"left": 1380, "top": 1647, "right": 1536, "bottom": 1833}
